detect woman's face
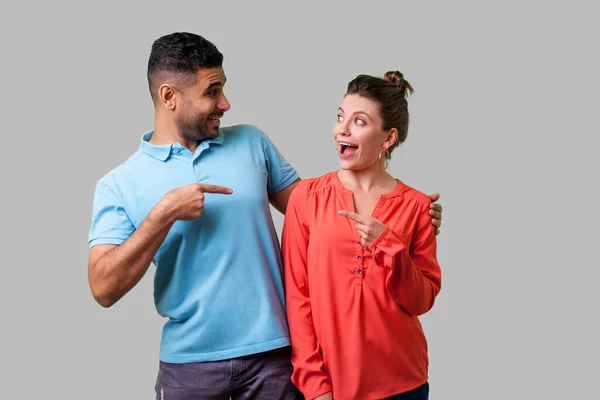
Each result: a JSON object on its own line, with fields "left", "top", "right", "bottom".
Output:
{"left": 333, "top": 94, "right": 392, "bottom": 171}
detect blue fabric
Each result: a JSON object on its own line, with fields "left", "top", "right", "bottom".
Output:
{"left": 89, "top": 124, "right": 299, "bottom": 362}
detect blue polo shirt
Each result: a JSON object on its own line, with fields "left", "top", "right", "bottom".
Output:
{"left": 88, "top": 124, "right": 299, "bottom": 363}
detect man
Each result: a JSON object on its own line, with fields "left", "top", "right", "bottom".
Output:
{"left": 88, "top": 32, "right": 443, "bottom": 399}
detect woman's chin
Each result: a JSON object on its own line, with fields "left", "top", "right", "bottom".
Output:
{"left": 338, "top": 160, "right": 353, "bottom": 170}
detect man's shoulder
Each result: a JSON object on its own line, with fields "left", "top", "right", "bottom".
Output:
{"left": 220, "top": 124, "right": 270, "bottom": 145}
{"left": 95, "top": 149, "right": 145, "bottom": 191}
{"left": 221, "top": 123, "right": 263, "bottom": 136}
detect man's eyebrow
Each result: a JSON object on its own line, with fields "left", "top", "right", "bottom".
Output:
{"left": 205, "top": 81, "right": 223, "bottom": 90}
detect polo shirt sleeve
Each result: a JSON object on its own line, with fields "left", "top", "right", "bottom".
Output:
{"left": 88, "top": 179, "right": 135, "bottom": 248}
{"left": 259, "top": 130, "right": 299, "bottom": 195}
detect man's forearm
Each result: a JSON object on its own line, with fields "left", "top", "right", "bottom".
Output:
{"left": 90, "top": 210, "right": 174, "bottom": 307}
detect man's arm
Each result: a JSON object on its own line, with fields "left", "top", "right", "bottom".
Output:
{"left": 269, "top": 178, "right": 301, "bottom": 214}
{"left": 88, "top": 211, "right": 174, "bottom": 308}
{"left": 88, "top": 182, "right": 232, "bottom": 308}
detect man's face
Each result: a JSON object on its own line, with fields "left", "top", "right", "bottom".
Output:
{"left": 175, "top": 67, "right": 230, "bottom": 141}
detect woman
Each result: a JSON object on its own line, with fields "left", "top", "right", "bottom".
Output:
{"left": 282, "top": 71, "right": 441, "bottom": 400}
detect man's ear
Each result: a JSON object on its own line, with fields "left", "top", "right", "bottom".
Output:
{"left": 158, "top": 84, "right": 177, "bottom": 110}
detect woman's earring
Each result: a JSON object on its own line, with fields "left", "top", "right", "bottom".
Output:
{"left": 385, "top": 148, "right": 391, "bottom": 169}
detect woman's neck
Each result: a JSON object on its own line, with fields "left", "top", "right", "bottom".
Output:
{"left": 338, "top": 165, "right": 396, "bottom": 194}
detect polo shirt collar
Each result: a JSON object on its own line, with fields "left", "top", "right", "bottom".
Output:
{"left": 139, "top": 130, "right": 225, "bottom": 161}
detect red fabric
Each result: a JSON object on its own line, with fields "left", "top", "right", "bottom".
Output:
{"left": 282, "top": 172, "right": 442, "bottom": 400}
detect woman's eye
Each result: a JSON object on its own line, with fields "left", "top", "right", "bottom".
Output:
{"left": 337, "top": 114, "right": 343, "bottom": 122}
{"left": 355, "top": 118, "right": 365, "bottom": 125}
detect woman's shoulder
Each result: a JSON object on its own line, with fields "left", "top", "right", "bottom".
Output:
{"left": 296, "top": 171, "right": 339, "bottom": 194}
{"left": 397, "top": 180, "right": 432, "bottom": 209}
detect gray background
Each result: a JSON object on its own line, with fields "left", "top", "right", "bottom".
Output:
{"left": 1, "top": 0, "right": 598, "bottom": 399}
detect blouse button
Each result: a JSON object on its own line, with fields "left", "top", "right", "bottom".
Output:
{"left": 357, "top": 256, "right": 362, "bottom": 260}
{"left": 357, "top": 269, "right": 362, "bottom": 274}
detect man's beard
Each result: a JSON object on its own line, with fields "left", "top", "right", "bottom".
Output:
{"left": 176, "top": 113, "right": 215, "bottom": 141}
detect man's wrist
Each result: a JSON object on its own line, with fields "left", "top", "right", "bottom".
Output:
{"left": 147, "top": 201, "right": 176, "bottom": 227}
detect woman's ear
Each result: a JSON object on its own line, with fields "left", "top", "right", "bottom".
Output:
{"left": 384, "top": 128, "right": 398, "bottom": 149}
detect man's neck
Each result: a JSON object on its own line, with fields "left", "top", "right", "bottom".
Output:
{"left": 152, "top": 117, "right": 200, "bottom": 153}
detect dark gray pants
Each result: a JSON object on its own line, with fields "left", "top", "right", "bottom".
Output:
{"left": 155, "top": 346, "right": 303, "bottom": 400}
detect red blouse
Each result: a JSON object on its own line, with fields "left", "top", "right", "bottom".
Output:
{"left": 282, "top": 172, "right": 442, "bottom": 400}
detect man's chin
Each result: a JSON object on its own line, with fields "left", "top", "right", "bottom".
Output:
{"left": 189, "top": 128, "right": 219, "bottom": 141}
{"left": 203, "top": 130, "right": 219, "bottom": 140}
{"left": 203, "top": 124, "right": 220, "bottom": 137}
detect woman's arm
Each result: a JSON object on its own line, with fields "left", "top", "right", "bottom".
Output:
{"left": 368, "top": 202, "right": 442, "bottom": 316}
{"left": 282, "top": 182, "right": 334, "bottom": 400}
